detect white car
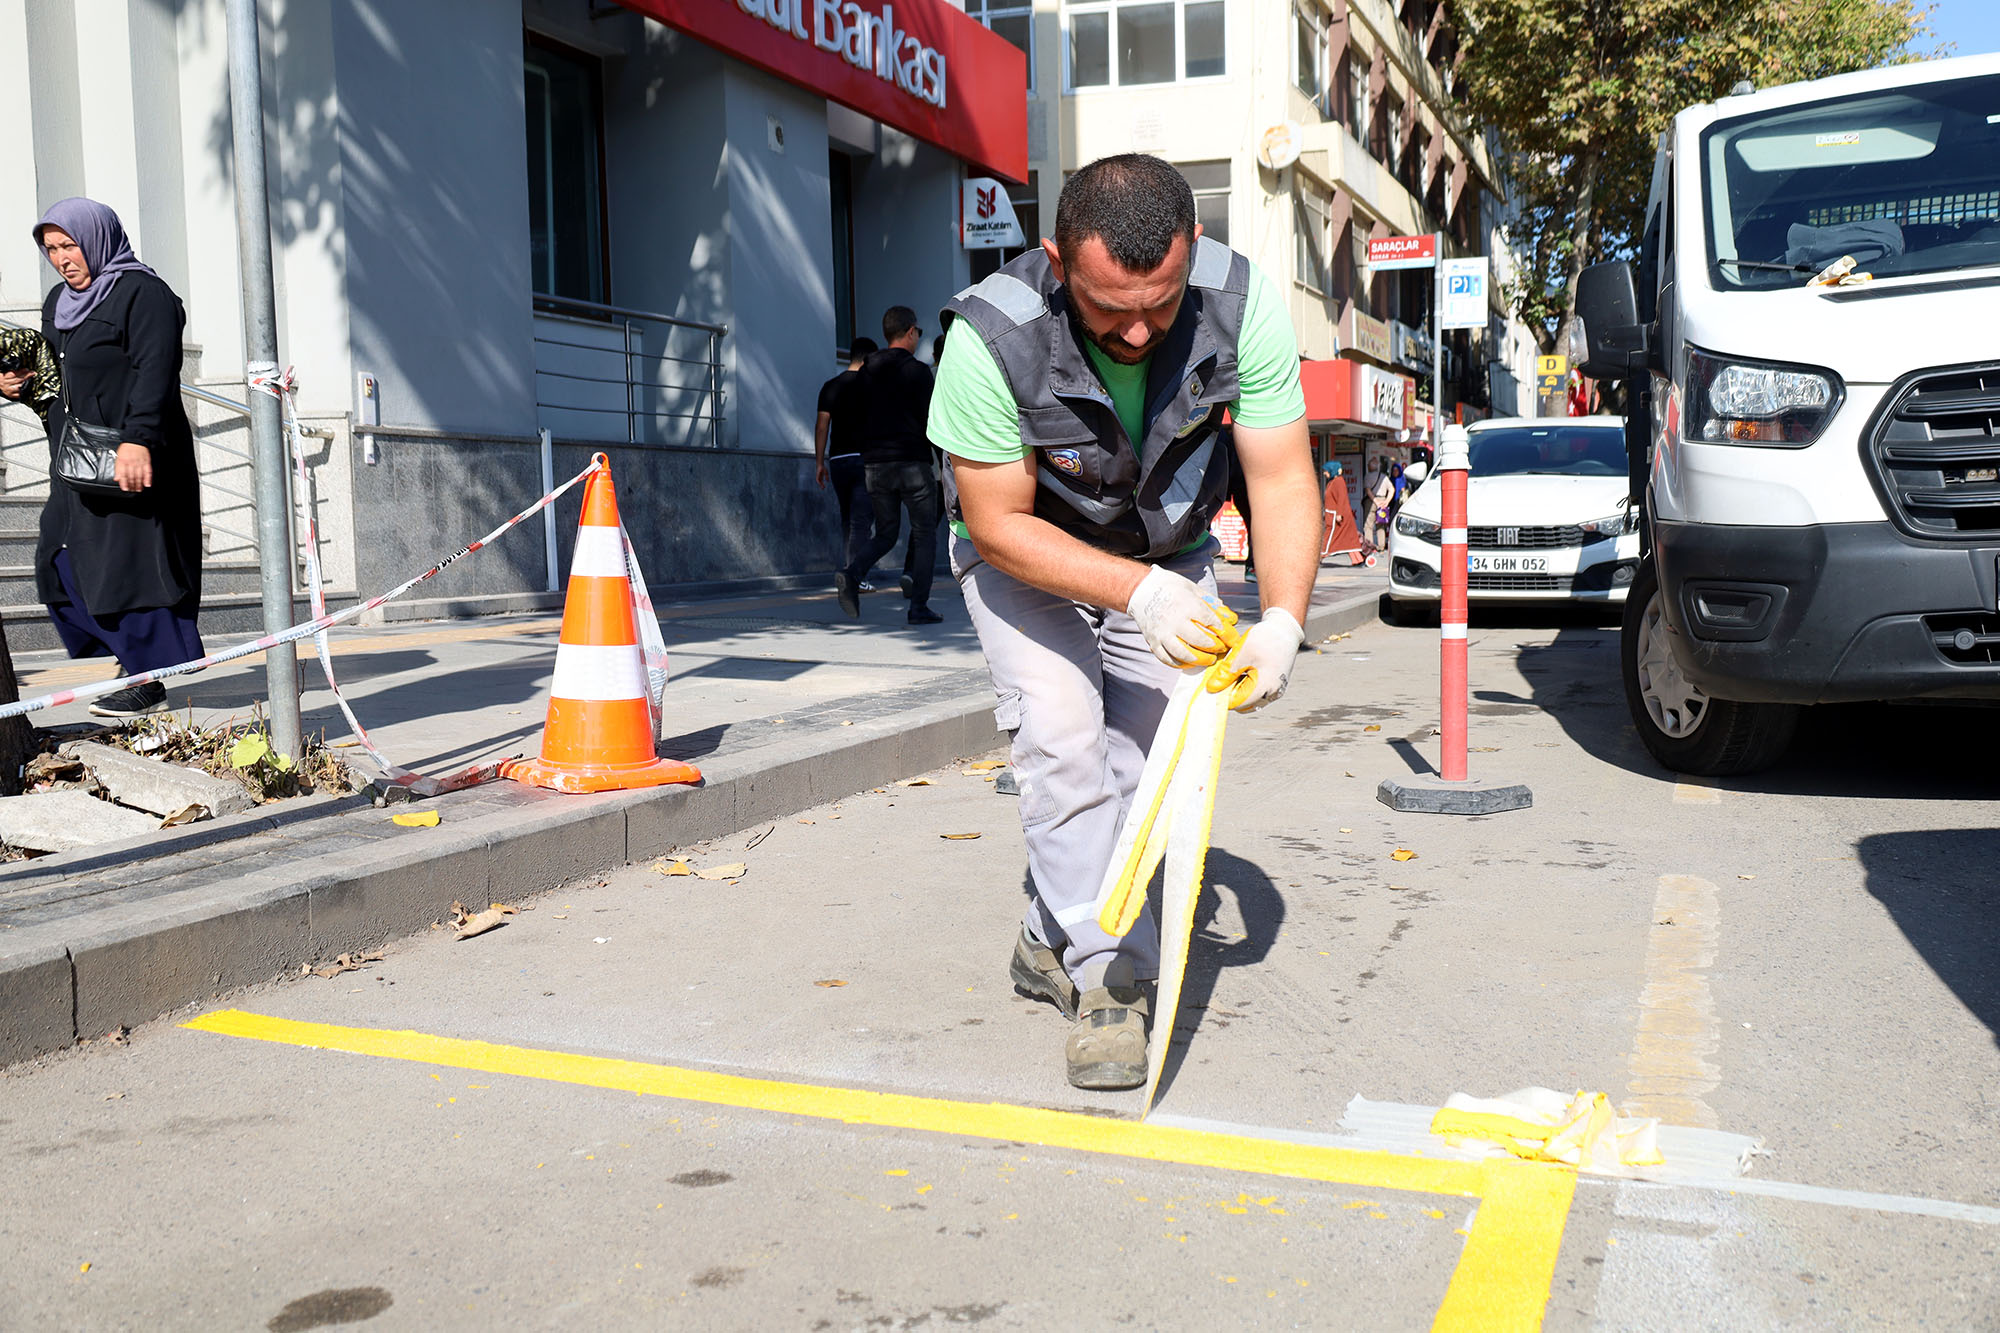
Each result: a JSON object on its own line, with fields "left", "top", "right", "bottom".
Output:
{"left": 1386, "top": 416, "right": 1641, "bottom": 616}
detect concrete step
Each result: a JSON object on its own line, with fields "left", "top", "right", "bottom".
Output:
{"left": 0, "top": 592, "right": 273, "bottom": 654}
{"left": 0, "top": 560, "right": 264, "bottom": 607}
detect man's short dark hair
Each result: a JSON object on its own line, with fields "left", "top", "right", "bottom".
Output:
{"left": 882, "top": 306, "right": 919, "bottom": 342}
{"left": 1053, "top": 154, "right": 1197, "bottom": 273}
{"left": 850, "top": 335, "right": 879, "bottom": 356}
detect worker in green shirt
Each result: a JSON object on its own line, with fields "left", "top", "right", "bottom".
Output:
{"left": 929, "top": 156, "right": 1321, "bottom": 1092}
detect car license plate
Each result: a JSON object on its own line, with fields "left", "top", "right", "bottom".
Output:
{"left": 1469, "top": 553, "right": 1550, "bottom": 573}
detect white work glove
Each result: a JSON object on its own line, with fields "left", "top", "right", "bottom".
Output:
{"left": 1210, "top": 608, "right": 1305, "bottom": 712}
{"left": 1126, "top": 565, "right": 1236, "bottom": 668}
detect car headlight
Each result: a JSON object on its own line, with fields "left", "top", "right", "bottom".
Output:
{"left": 1687, "top": 348, "right": 1842, "bottom": 446}
{"left": 1578, "top": 507, "right": 1640, "bottom": 537}
{"left": 1394, "top": 513, "right": 1440, "bottom": 540}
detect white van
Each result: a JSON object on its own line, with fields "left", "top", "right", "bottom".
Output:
{"left": 1575, "top": 53, "right": 2000, "bottom": 775}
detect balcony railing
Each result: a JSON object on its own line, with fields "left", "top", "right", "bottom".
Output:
{"left": 531, "top": 294, "right": 727, "bottom": 449}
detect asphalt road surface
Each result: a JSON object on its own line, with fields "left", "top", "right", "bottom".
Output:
{"left": 4, "top": 607, "right": 1997, "bottom": 1330}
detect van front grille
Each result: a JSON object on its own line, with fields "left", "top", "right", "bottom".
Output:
{"left": 1864, "top": 364, "right": 2000, "bottom": 538}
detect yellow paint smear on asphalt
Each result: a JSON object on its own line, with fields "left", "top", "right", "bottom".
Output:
{"left": 1626, "top": 874, "right": 1722, "bottom": 1128}
{"left": 1671, "top": 777, "right": 1721, "bottom": 806}
{"left": 185, "top": 1008, "right": 1574, "bottom": 1331}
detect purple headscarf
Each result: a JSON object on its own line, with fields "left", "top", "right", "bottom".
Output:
{"left": 33, "top": 197, "right": 158, "bottom": 332}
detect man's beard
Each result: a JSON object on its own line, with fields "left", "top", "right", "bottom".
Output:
{"left": 1068, "top": 304, "right": 1165, "bottom": 365}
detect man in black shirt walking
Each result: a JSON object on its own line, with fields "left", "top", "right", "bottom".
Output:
{"left": 838, "top": 305, "right": 944, "bottom": 624}
{"left": 814, "top": 335, "right": 878, "bottom": 588}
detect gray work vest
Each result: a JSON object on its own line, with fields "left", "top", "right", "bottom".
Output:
{"left": 940, "top": 236, "right": 1251, "bottom": 560}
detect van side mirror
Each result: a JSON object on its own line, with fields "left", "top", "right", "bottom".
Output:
{"left": 1575, "top": 261, "right": 1651, "bottom": 377}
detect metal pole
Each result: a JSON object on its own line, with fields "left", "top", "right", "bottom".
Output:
{"left": 225, "top": 0, "right": 302, "bottom": 759}
{"left": 623, "top": 320, "right": 636, "bottom": 446}
{"left": 1430, "top": 230, "right": 1443, "bottom": 458}
{"left": 539, "top": 427, "right": 560, "bottom": 593}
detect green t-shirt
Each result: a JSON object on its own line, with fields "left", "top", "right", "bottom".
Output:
{"left": 930, "top": 259, "right": 1306, "bottom": 544}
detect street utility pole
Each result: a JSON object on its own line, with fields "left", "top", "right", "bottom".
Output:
{"left": 225, "top": 0, "right": 303, "bottom": 759}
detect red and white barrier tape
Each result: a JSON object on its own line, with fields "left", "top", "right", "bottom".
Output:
{"left": 0, "top": 430, "right": 604, "bottom": 726}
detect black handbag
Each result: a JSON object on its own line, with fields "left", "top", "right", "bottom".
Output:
{"left": 52, "top": 334, "right": 125, "bottom": 496}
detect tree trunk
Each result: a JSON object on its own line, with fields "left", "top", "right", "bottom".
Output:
{"left": 0, "top": 613, "right": 34, "bottom": 797}
{"left": 1554, "top": 149, "right": 1600, "bottom": 361}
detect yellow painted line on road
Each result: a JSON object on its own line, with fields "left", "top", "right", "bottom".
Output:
{"left": 185, "top": 1007, "right": 1575, "bottom": 1331}
{"left": 1626, "top": 874, "right": 1722, "bottom": 1128}
{"left": 1671, "top": 776, "right": 1721, "bottom": 805}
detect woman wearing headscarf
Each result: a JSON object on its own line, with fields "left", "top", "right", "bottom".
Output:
{"left": 0, "top": 197, "right": 203, "bottom": 717}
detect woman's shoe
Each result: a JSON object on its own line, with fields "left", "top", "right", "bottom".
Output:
{"left": 89, "top": 681, "right": 167, "bottom": 718}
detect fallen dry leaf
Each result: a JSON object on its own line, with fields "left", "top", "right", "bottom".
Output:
{"left": 1388, "top": 884, "right": 1411, "bottom": 892}
{"left": 449, "top": 901, "right": 511, "bottom": 940}
{"left": 391, "top": 810, "right": 441, "bottom": 828}
{"left": 311, "top": 949, "right": 386, "bottom": 979}
{"left": 815, "top": 979, "right": 848, "bottom": 988}
{"left": 1338, "top": 827, "right": 1354, "bottom": 833}
{"left": 1390, "top": 848, "right": 1418, "bottom": 862}
{"left": 552, "top": 914, "right": 569, "bottom": 920}
{"left": 963, "top": 760, "right": 1007, "bottom": 773}
{"left": 895, "top": 778, "right": 933, "bottom": 787}
{"left": 1471, "top": 746, "right": 1501, "bottom": 753}
{"left": 941, "top": 832, "right": 982, "bottom": 840}
{"left": 1738, "top": 874, "right": 1757, "bottom": 880}
{"left": 1363, "top": 724, "right": 1382, "bottom": 733}
{"left": 695, "top": 862, "right": 747, "bottom": 880}
{"left": 159, "top": 803, "right": 209, "bottom": 828}
{"left": 102, "top": 1092, "right": 124, "bottom": 1101}
{"left": 656, "top": 860, "right": 693, "bottom": 877}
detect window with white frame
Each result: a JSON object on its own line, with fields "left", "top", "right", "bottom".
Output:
{"left": 1294, "top": 181, "right": 1329, "bottom": 294}
{"left": 966, "top": 0, "right": 1035, "bottom": 92}
{"left": 1293, "top": 2, "right": 1325, "bottom": 108}
{"left": 1181, "top": 160, "right": 1229, "bottom": 246}
{"left": 1346, "top": 55, "right": 1370, "bottom": 143}
{"left": 1067, "top": 0, "right": 1225, "bottom": 89}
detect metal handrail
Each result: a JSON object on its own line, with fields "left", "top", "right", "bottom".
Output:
{"left": 531, "top": 292, "right": 728, "bottom": 448}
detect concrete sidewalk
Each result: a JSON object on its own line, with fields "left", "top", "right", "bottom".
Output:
{"left": 0, "top": 559, "right": 1386, "bottom": 1064}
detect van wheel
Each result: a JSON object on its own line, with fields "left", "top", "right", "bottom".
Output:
{"left": 1621, "top": 561, "right": 1799, "bottom": 776}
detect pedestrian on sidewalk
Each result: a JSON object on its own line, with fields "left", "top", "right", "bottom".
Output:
{"left": 814, "top": 335, "right": 879, "bottom": 590}
{"left": 931, "top": 154, "right": 1320, "bottom": 1091}
{"left": 837, "top": 306, "right": 943, "bottom": 625}
{"left": 2, "top": 198, "right": 203, "bottom": 719}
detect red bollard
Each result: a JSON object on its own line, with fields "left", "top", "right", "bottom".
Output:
{"left": 1377, "top": 423, "right": 1532, "bottom": 816}
{"left": 1437, "top": 426, "right": 1470, "bottom": 782}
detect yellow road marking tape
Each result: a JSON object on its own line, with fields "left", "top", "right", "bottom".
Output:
{"left": 185, "top": 1008, "right": 1574, "bottom": 1330}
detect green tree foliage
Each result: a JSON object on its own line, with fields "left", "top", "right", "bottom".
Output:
{"left": 1457, "top": 0, "right": 1931, "bottom": 352}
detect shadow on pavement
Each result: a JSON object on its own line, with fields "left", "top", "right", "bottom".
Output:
{"left": 1153, "top": 845, "right": 1285, "bottom": 1104}
{"left": 1858, "top": 828, "right": 2000, "bottom": 1049}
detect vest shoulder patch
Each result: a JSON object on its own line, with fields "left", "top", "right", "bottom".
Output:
{"left": 1045, "top": 448, "right": 1084, "bottom": 476}
{"left": 968, "top": 272, "right": 1046, "bottom": 328}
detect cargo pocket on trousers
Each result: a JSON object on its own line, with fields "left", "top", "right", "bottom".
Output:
{"left": 994, "top": 689, "right": 1057, "bottom": 826}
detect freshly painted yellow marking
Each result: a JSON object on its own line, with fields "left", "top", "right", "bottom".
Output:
{"left": 1627, "top": 875, "right": 1722, "bottom": 1128}
{"left": 1671, "top": 776, "right": 1721, "bottom": 805}
{"left": 184, "top": 1008, "right": 1575, "bottom": 1331}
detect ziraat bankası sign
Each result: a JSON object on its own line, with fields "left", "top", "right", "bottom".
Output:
{"left": 615, "top": 0, "right": 1028, "bottom": 182}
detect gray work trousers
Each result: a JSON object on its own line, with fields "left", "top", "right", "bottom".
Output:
{"left": 953, "top": 530, "right": 1220, "bottom": 990}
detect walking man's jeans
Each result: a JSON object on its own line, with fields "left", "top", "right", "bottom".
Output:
{"left": 845, "top": 459, "right": 940, "bottom": 607}
{"left": 828, "top": 454, "right": 874, "bottom": 573}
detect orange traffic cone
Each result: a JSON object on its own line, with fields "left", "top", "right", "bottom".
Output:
{"left": 503, "top": 458, "right": 701, "bottom": 793}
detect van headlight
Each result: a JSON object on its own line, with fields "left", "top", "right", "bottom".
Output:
{"left": 1394, "top": 513, "right": 1440, "bottom": 540}
{"left": 1579, "top": 507, "right": 1639, "bottom": 537}
{"left": 1687, "top": 348, "right": 1842, "bottom": 446}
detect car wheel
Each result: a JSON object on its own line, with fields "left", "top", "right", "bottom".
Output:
{"left": 1620, "top": 560, "right": 1799, "bottom": 776}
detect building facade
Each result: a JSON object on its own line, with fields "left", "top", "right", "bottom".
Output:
{"left": 977, "top": 0, "right": 1532, "bottom": 514}
{"left": 0, "top": 0, "right": 1023, "bottom": 625}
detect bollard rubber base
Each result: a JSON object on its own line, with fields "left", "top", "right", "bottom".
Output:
{"left": 1376, "top": 774, "right": 1533, "bottom": 816}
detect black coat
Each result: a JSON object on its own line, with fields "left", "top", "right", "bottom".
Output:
{"left": 36, "top": 271, "right": 203, "bottom": 618}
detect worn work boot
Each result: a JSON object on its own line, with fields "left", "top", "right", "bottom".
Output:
{"left": 1008, "top": 926, "right": 1077, "bottom": 1020}
{"left": 1066, "top": 965, "right": 1149, "bottom": 1091}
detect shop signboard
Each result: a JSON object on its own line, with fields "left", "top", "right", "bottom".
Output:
{"left": 1365, "top": 233, "right": 1437, "bottom": 270}
{"left": 962, "top": 178, "right": 1025, "bottom": 248}
{"left": 620, "top": 0, "right": 1029, "bottom": 180}
{"left": 1358, "top": 364, "right": 1406, "bottom": 431}
{"left": 1391, "top": 320, "right": 1432, "bottom": 372}
{"left": 1439, "top": 257, "right": 1488, "bottom": 330}
{"left": 1345, "top": 309, "right": 1391, "bottom": 362}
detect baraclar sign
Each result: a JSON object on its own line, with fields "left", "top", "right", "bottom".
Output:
{"left": 732, "top": 0, "right": 949, "bottom": 109}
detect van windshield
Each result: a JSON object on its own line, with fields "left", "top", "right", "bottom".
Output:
{"left": 1468, "top": 426, "right": 1626, "bottom": 477}
{"left": 1703, "top": 72, "right": 2000, "bottom": 289}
